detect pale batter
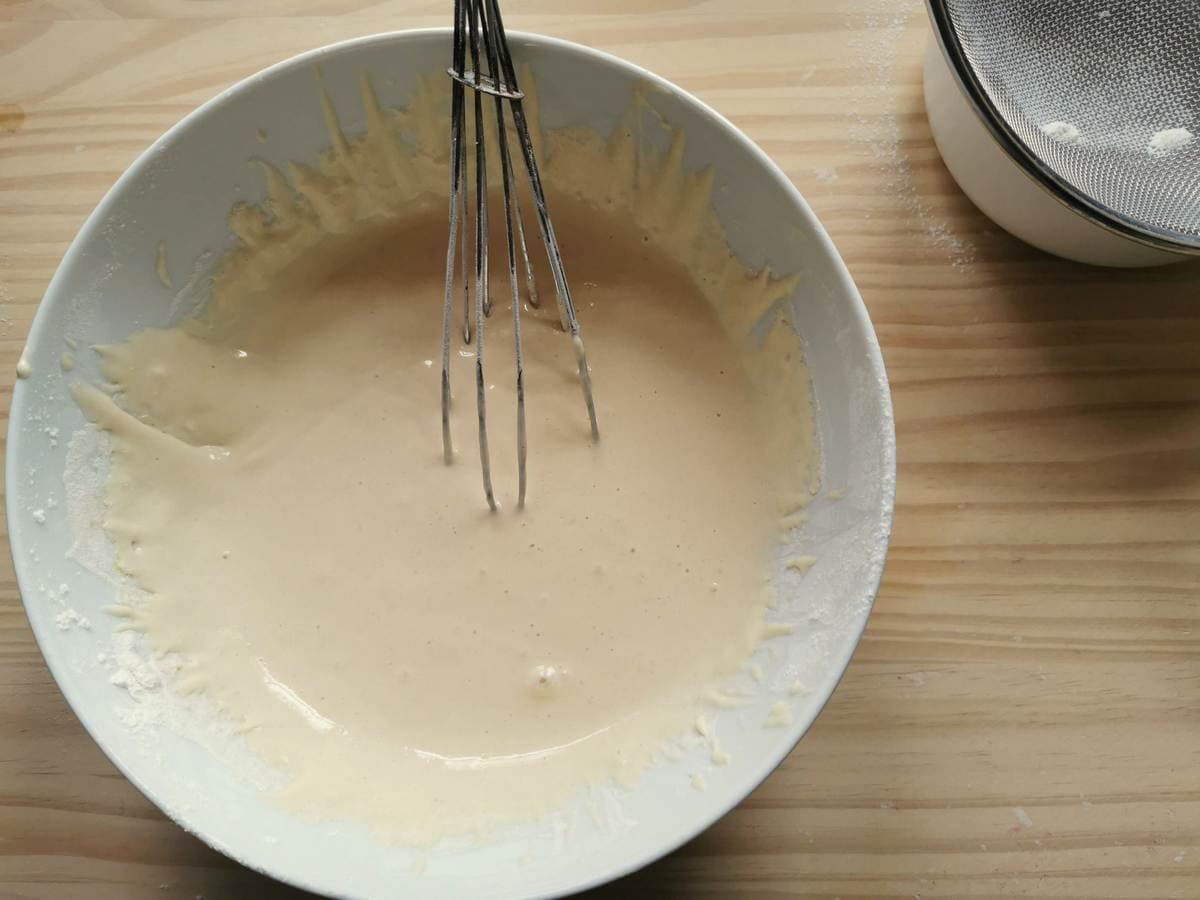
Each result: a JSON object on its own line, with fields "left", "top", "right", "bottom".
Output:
{"left": 74, "top": 75, "right": 818, "bottom": 843}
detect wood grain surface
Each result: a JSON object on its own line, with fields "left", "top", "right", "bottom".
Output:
{"left": 2, "top": 1, "right": 1199, "bottom": 897}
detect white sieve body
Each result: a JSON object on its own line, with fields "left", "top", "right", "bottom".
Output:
{"left": 926, "top": 0, "right": 1200, "bottom": 258}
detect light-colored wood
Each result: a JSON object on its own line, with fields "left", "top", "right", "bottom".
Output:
{"left": 2, "top": 1, "right": 1198, "bottom": 897}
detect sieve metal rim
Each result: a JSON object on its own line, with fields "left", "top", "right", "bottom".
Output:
{"left": 925, "top": 0, "right": 1200, "bottom": 256}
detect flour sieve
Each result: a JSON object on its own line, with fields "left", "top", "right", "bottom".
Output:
{"left": 923, "top": 0, "right": 1200, "bottom": 267}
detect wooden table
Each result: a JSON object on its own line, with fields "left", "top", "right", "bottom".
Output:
{"left": 2, "top": 1, "right": 1198, "bottom": 897}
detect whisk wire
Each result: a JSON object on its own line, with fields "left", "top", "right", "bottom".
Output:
{"left": 465, "top": 0, "right": 497, "bottom": 511}
{"left": 442, "top": 0, "right": 598, "bottom": 510}
{"left": 486, "top": 0, "right": 600, "bottom": 442}
{"left": 439, "top": 0, "right": 468, "bottom": 465}
{"left": 477, "top": 1, "right": 528, "bottom": 507}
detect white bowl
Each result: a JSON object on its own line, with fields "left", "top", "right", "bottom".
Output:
{"left": 7, "top": 30, "right": 895, "bottom": 899}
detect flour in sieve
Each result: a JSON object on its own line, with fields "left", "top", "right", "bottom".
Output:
{"left": 1039, "top": 121, "right": 1084, "bottom": 145}
{"left": 1147, "top": 126, "right": 1193, "bottom": 157}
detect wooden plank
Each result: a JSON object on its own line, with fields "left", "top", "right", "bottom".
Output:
{"left": 1, "top": 1, "right": 1197, "bottom": 897}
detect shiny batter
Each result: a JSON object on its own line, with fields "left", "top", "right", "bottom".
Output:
{"left": 74, "top": 76, "right": 818, "bottom": 842}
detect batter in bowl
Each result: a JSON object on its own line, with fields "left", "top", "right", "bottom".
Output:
{"left": 73, "top": 77, "right": 818, "bottom": 843}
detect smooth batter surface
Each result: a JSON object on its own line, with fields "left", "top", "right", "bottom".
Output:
{"left": 75, "top": 76, "right": 818, "bottom": 842}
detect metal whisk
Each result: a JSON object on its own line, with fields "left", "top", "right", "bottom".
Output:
{"left": 441, "top": 0, "right": 599, "bottom": 511}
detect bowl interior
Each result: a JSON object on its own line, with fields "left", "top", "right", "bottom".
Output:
{"left": 7, "top": 30, "right": 894, "bottom": 900}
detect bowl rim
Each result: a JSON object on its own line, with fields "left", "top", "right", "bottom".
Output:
{"left": 8, "top": 27, "right": 896, "bottom": 899}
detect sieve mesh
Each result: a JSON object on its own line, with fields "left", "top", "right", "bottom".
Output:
{"left": 934, "top": 0, "right": 1200, "bottom": 249}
